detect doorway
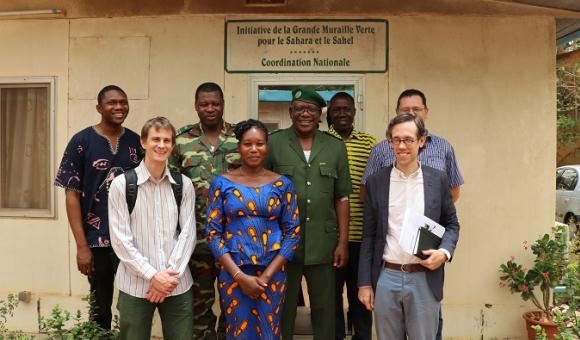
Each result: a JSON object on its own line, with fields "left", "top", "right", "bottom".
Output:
{"left": 249, "top": 74, "right": 365, "bottom": 132}
{"left": 249, "top": 74, "right": 366, "bottom": 335}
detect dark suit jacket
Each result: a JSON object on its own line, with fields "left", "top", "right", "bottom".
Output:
{"left": 357, "top": 165, "right": 459, "bottom": 301}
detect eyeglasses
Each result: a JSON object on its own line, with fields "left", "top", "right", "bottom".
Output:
{"left": 292, "top": 107, "right": 321, "bottom": 114}
{"left": 399, "top": 107, "right": 426, "bottom": 114}
{"left": 389, "top": 138, "right": 417, "bottom": 145}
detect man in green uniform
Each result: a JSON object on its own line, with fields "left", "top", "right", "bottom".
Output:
{"left": 264, "top": 87, "right": 351, "bottom": 339}
{"left": 168, "top": 82, "right": 240, "bottom": 339}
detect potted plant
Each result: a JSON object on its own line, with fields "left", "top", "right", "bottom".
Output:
{"left": 499, "top": 224, "right": 569, "bottom": 340}
{"left": 531, "top": 258, "right": 580, "bottom": 340}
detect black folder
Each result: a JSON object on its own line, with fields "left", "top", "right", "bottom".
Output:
{"left": 414, "top": 227, "right": 442, "bottom": 260}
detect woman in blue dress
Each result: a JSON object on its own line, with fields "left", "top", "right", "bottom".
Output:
{"left": 206, "top": 119, "right": 300, "bottom": 339}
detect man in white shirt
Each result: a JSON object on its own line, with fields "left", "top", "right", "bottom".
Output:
{"left": 109, "top": 117, "right": 196, "bottom": 340}
{"left": 357, "top": 113, "right": 459, "bottom": 339}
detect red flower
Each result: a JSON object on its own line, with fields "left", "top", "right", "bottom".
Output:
{"left": 519, "top": 284, "right": 529, "bottom": 293}
{"left": 543, "top": 272, "right": 549, "bottom": 280}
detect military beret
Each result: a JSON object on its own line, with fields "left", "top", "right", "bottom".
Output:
{"left": 291, "top": 87, "right": 326, "bottom": 108}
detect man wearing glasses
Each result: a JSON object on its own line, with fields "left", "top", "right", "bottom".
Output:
{"left": 358, "top": 113, "right": 460, "bottom": 339}
{"left": 265, "top": 87, "right": 352, "bottom": 339}
{"left": 362, "top": 89, "right": 463, "bottom": 203}
{"left": 361, "top": 89, "right": 462, "bottom": 340}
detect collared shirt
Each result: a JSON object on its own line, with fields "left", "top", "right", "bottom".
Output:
{"left": 168, "top": 121, "right": 241, "bottom": 251}
{"left": 108, "top": 161, "right": 196, "bottom": 298}
{"left": 265, "top": 128, "right": 352, "bottom": 265}
{"left": 55, "top": 126, "right": 143, "bottom": 248}
{"left": 328, "top": 127, "right": 377, "bottom": 242}
{"left": 361, "top": 132, "right": 464, "bottom": 188}
{"left": 383, "top": 165, "right": 424, "bottom": 264}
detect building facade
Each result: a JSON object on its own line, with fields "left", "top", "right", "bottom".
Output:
{"left": 0, "top": 0, "right": 577, "bottom": 338}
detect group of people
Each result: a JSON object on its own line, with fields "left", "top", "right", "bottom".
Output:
{"left": 55, "top": 82, "right": 462, "bottom": 340}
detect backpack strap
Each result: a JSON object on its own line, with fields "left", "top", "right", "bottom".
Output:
{"left": 125, "top": 168, "right": 138, "bottom": 215}
{"left": 170, "top": 171, "right": 183, "bottom": 234}
{"left": 125, "top": 169, "right": 183, "bottom": 234}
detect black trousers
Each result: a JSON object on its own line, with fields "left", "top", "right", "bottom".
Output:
{"left": 88, "top": 247, "right": 119, "bottom": 330}
{"left": 335, "top": 242, "right": 372, "bottom": 340}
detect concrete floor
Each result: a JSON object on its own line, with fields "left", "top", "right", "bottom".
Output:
{"left": 292, "top": 305, "right": 369, "bottom": 339}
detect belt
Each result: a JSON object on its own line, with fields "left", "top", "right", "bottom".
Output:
{"left": 384, "top": 262, "right": 426, "bottom": 273}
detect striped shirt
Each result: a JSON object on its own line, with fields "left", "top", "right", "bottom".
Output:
{"left": 329, "top": 127, "right": 377, "bottom": 242}
{"left": 361, "top": 132, "right": 464, "bottom": 188}
{"left": 108, "top": 161, "right": 196, "bottom": 298}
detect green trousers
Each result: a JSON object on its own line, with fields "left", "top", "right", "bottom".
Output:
{"left": 281, "top": 262, "right": 336, "bottom": 340}
{"left": 117, "top": 289, "right": 193, "bottom": 340}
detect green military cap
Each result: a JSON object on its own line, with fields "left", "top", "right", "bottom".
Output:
{"left": 291, "top": 87, "right": 326, "bottom": 108}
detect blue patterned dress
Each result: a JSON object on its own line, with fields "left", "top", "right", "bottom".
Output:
{"left": 206, "top": 175, "right": 300, "bottom": 339}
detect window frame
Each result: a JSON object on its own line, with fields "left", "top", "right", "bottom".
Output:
{"left": 0, "top": 77, "right": 56, "bottom": 218}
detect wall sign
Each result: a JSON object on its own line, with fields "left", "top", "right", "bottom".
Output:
{"left": 225, "top": 19, "right": 388, "bottom": 73}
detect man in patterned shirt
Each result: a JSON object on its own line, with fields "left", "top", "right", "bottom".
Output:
{"left": 327, "top": 92, "right": 376, "bottom": 340}
{"left": 168, "top": 82, "right": 240, "bottom": 339}
{"left": 55, "top": 85, "right": 143, "bottom": 330}
{"left": 361, "top": 88, "right": 463, "bottom": 339}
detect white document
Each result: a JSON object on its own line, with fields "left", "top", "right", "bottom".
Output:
{"left": 399, "top": 211, "right": 446, "bottom": 255}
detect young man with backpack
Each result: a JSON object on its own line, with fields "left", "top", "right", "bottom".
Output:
{"left": 108, "top": 117, "right": 196, "bottom": 340}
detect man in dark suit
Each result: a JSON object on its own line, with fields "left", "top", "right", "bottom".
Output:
{"left": 357, "top": 113, "right": 459, "bottom": 339}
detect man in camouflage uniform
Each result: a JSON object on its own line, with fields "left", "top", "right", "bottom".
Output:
{"left": 169, "top": 82, "right": 240, "bottom": 339}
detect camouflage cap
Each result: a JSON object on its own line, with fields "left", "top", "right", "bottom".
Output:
{"left": 291, "top": 87, "right": 326, "bottom": 108}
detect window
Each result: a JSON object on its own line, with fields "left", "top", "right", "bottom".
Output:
{"left": 257, "top": 85, "right": 355, "bottom": 131}
{"left": 556, "top": 168, "right": 565, "bottom": 189}
{"left": 249, "top": 74, "right": 365, "bottom": 131}
{"left": 0, "top": 78, "right": 55, "bottom": 217}
{"left": 559, "top": 169, "right": 578, "bottom": 191}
